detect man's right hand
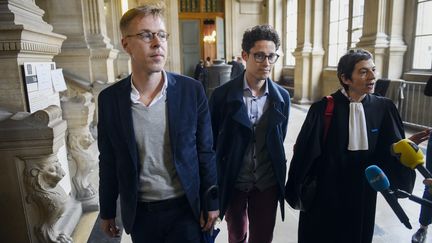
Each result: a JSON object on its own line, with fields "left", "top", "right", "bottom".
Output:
{"left": 101, "top": 218, "right": 121, "bottom": 238}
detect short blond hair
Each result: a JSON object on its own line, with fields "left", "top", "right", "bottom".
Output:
{"left": 119, "top": 1, "right": 166, "bottom": 36}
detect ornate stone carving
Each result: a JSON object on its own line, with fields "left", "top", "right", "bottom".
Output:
{"left": 68, "top": 131, "right": 97, "bottom": 201}
{"left": 23, "top": 155, "right": 73, "bottom": 243}
{"left": 0, "top": 41, "right": 62, "bottom": 55}
{"left": 61, "top": 92, "right": 99, "bottom": 211}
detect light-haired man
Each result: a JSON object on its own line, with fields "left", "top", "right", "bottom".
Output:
{"left": 98, "top": 3, "right": 219, "bottom": 242}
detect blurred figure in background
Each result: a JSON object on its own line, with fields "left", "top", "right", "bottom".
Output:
{"left": 229, "top": 56, "right": 245, "bottom": 80}
{"left": 194, "top": 59, "right": 205, "bottom": 81}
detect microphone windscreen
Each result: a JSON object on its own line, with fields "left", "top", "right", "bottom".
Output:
{"left": 391, "top": 139, "right": 425, "bottom": 169}
{"left": 365, "top": 165, "right": 390, "bottom": 192}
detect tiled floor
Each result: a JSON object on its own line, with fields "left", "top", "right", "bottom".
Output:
{"left": 89, "top": 103, "right": 432, "bottom": 243}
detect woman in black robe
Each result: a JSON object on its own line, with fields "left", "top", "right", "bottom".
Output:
{"left": 285, "top": 49, "right": 418, "bottom": 243}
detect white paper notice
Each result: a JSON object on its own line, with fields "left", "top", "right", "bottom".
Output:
{"left": 36, "top": 63, "right": 53, "bottom": 92}
{"left": 51, "top": 69, "right": 67, "bottom": 92}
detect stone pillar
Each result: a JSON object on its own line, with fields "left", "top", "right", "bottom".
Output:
{"left": 265, "top": 0, "right": 284, "bottom": 81}
{"left": 292, "top": 0, "right": 324, "bottom": 103}
{"left": 62, "top": 93, "right": 99, "bottom": 212}
{"left": 105, "top": 0, "right": 131, "bottom": 79}
{"left": 0, "top": 0, "right": 65, "bottom": 112}
{"left": 36, "top": 0, "right": 119, "bottom": 84}
{"left": 386, "top": 0, "right": 407, "bottom": 79}
{"left": 309, "top": 0, "right": 325, "bottom": 100}
{"left": 356, "top": 0, "right": 389, "bottom": 79}
{"left": 0, "top": 106, "right": 80, "bottom": 243}
{"left": 164, "top": 0, "right": 181, "bottom": 73}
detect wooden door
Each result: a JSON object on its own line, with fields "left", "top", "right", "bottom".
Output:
{"left": 215, "top": 16, "right": 225, "bottom": 60}
{"left": 179, "top": 19, "right": 201, "bottom": 77}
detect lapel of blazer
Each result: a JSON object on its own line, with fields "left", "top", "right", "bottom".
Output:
{"left": 165, "top": 72, "right": 178, "bottom": 155}
{"left": 266, "top": 79, "right": 287, "bottom": 131}
{"left": 116, "top": 76, "right": 138, "bottom": 163}
{"left": 226, "top": 76, "right": 252, "bottom": 129}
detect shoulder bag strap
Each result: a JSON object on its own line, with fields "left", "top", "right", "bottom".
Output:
{"left": 323, "top": 95, "right": 334, "bottom": 142}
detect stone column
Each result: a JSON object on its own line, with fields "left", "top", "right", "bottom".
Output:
{"left": 163, "top": 0, "right": 181, "bottom": 73}
{"left": 36, "top": 0, "right": 119, "bottom": 85}
{"left": 0, "top": 0, "right": 65, "bottom": 112}
{"left": 386, "top": 0, "right": 407, "bottom": 79}
{"left": 292, "top": 0, "right": 324, "bottom": 103}
{"left": 62, "top": 93, "right": 99, "bottom": 212}
{"left": 309, "top": 0, "right": 325, "bottom": 100}
{"left": 105, "top": 0, "right": 131, "bottom": 79}
{"left": 0, "top": 106, "right": 80, "bottom": 243}
{"left": 356, "top": 0, "right": 389, "bottom": 79}
{"left": 265, "top": 0, "right": 284, "bottom": 81}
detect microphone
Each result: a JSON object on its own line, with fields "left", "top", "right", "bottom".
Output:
{"left": 394, "top": 189, "right": 432, "bottom": 209}
{"left": 391, "top": 139, "right": 432, "bottom": 178}
{"left": 365, "top": 165, "right": 412, "bottom": 229}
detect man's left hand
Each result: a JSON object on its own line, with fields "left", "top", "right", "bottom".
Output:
{"left": 200, "top": 210, "right": 220, "bottom": 231}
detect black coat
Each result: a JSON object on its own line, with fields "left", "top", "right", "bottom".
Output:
{"left": 285, "top": 90, "right": 415, "bottom": 243}
{"left": 98, "top": 73, "right": 218, "bottom": 233}
{"left": 209, "top": 75, "right": 290, "bottom": 219}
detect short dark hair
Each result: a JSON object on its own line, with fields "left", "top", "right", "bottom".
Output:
{"left": 119, "top": 2, "right": 165, "bottom": 36}
{"left": 241, "top": 25, "right": 281, "bottom": 53}
{"left": 337, "top": 49, "right": 373, "bottom": 90}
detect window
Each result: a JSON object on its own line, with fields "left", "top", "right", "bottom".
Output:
{"left": 179, "top": 0, "right": 223, "bottom": 13}
{"left": 413, "top": 0, "right": 432, "bottom": 70}
{"left": 328, "top": 0, "right": 364, "bottom": 66}
{"left": 285, "top": 0, "right": 297, "bottom": 66}
{"left": 350, "top": 0, "right": 364, "bottom": 48}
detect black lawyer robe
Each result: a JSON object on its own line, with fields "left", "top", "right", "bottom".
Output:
{"left": 285, "top": 90, "right": 415, "bottom": 243}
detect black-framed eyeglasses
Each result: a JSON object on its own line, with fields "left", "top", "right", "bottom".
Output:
{"left": 126, "top": 31, "right": 169, "bottom": 43}
{"left": 250, "top": 52, "right": 280, "bottom": 64}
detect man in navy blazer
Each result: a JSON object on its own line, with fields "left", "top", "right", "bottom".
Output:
{"left": 209, "top": 25, "right": 290, "bottom": 243}
{"left": 98, "top": 3, "right": 219, "bottom": 242}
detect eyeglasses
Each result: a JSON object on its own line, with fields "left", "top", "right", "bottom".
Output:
{"left": 126, "top": 31, "right": 169, "bottom": 43}
{"left": 250, "top": 52, "right": 280, "bottom": 64}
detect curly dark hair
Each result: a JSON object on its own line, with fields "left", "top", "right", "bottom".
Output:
{"left": 241, "top": 25, "right": 281, "bottom": 53}
{"left": 337, "top": 49, "right": 373, "bottom": 90}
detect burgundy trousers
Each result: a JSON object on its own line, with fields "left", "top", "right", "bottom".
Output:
{"left": 224, "top": 185, "right": 279, "bottom": 243}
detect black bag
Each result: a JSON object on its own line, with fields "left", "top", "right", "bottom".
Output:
{"left": 424, "top": 76, "right": 432, "bottom": 96}
{"left": 296, "top": 161, "right": 319, "bottom": 211}
{"left": 285, "top": 96, "right": 334, "bottom": 211}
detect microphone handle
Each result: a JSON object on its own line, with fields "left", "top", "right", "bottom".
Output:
{"left": 382, "top": 191, "right": 412, "bottom": 229}
{"left": 408, "top": 194, "right": 432, "bottom": 208}
{"left": 417, "top": 165, "right": 432, "bottom": 178}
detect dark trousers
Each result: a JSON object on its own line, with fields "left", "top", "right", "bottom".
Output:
{"left": 131, "top": 196, "right": 201, "bottom": 243}
{"left": 419, "top": 135, "right": 432, "bottom": 226}
{"left": 225, "top": 185, "right": 278, "bottom": 243}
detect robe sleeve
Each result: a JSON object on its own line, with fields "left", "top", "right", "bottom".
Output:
{"left": 376, "top": 98, "right": 416, "bottom": 193}
{"left": 285, "top": 100, "right": 326, "bottom": 210}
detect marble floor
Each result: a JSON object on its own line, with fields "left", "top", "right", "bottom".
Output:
{"left": 80, "top": 103, "right": 432, "bottom": 243}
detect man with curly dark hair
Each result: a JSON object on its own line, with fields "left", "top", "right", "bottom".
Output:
{"left": 209, "top": 25, "right": 290, "bottom": 243}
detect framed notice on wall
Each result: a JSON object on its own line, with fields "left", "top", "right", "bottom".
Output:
{"left": 23, "top": 62, "right": 67, "bottom": 113}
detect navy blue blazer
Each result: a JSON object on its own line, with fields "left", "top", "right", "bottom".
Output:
{"left": 98, "top": 72, "right": 218, "bottom": 233}
{"left": 209, "top": 74, "right": 290, "bottom": 220}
